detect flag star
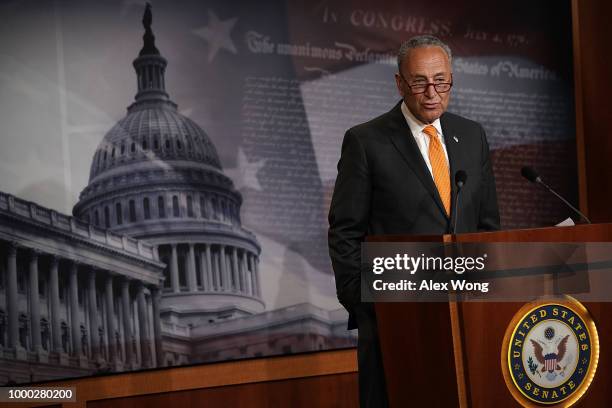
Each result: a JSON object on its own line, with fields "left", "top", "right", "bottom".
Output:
{"left": 192, "top": 10, "right": 238, "bottom": 62}
{"left": 225, "top": 148, "right": 265, "bottom": 191}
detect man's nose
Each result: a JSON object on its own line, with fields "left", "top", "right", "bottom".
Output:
{"left": 424, "top": 84, "right": 438, "bottom": 98}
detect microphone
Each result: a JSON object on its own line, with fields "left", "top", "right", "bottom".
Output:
{"left": 453, "top": 170, "right": 467, "bottom": 234}
{"left": 455, "top": 170, "right": 467, "bottom": 189}
{"left": 520, "top": 166, "right": 541, "bottom": 183}
{"left": 520, "top": 166, "right": 591, "bottom": 224}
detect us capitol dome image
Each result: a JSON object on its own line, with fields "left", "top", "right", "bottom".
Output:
{"left": 72, "top": 4, "right": 265, "bottom": 352}
{"left": 0, "top": 4, "right": 353, "bottom": 384}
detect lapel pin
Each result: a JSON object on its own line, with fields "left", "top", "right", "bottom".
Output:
{"left": 453, "top": 136, "right": 459, "bottom": 143}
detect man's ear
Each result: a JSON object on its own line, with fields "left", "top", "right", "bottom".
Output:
{"left": 394, "top": 73, "right": 404, "bottom": 97}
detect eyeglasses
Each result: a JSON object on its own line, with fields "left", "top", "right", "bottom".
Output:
{"left": 400, "top": 73, "right": 453, "bottom": 95}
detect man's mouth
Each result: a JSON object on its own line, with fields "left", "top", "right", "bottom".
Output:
{"left": 423, "top": 103, "right": 439, "bottom": 109}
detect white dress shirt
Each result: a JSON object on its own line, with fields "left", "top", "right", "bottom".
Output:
{"left": 400, "top": 101, "right": 450, "bottom": 178}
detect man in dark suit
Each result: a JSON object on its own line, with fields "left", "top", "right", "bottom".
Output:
{"left": 328, "top": 35, "right": 500, "bottom": 407}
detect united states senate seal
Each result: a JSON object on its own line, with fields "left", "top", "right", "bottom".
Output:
{"left": 501, "top": 297, "right": 599, "bottom": 407}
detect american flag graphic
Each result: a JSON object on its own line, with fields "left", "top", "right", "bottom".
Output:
{"left": 0, "top": 0, "right": 578, "bottom": 278}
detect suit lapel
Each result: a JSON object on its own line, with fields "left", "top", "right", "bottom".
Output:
{"left": 386, "top": 102, "right": 448, "bottom": 218}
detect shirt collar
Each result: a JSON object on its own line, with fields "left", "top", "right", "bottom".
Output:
{"left": 400, "top": 101, "right": 443, "bottom": 138}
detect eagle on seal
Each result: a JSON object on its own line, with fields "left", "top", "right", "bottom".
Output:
{"left": 531, "top": 334, "right": 570, "bottom": 373}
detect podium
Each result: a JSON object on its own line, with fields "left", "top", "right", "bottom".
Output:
{"left": 370, "top": 223, "right": 612, "bottom": 407}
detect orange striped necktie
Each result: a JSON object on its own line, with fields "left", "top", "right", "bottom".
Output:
{"left": 423, "top": 125, "right": 451, "bottom": 215}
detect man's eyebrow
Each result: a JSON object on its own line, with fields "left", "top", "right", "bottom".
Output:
{"left": 410, "top": 72, "right": 449, "bottom": 80}
{"left": 410, "top": 75, "right": 428, "bottom": 81}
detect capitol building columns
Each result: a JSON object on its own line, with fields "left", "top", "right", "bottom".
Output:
{"left": 231, "top": 247, "right": 239, "bottom": 293}
{"left": 252, "top": 254, "right": 261, "bottom": 298}
{"left": 68, "top": 261, "right": 82, "bottom": 361}
{"left": 187, "top": 244, "right": 197, "bottom": 292}
{"left": 202, "top": 244, "right": 212, "bottom": 291}
{"left": 87, "top": 269, "right": 100, "bottom": 363}
{"left": 145, "top": 290, "right": 155, "bottom": 367}
{"left": 1, "top": 236, "right": 261, "bottom": 377}
{"left": 220, "top": 245, "right": 229, "bottom": 292}
{"left": 0, "top": 239, "right": 163, "bottom": 371}
{"left": 155, "top": 242, "right": 261, "bottom": 299}
{"left": 136, "top": 282, "right": 154, "bottom": 368}
{"left": 170, "top": 244, "right": 179, "bottom": 293}
{"left": 121, "top": 277, "right": 134, "bottom": 368}
{"left": 151, "top": 286, "right": 163, "bottom": 367}
{"left": 104, "top": 274, "right": 118, "bottom": 368}
{"left": 28, "top": 251, "right": 42, "bottom": 356}
{"left": 241, "top": 250, "right": 250, "bottom": 295}
{"left": 6, "top": 243, "right": 21, "bottom": 356}
{"left": 49, "top": 256, "right": 62, "bottom": 354}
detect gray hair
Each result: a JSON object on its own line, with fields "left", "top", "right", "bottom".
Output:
{"left": 397, "top": 35, "right": 452, "bottom": 71}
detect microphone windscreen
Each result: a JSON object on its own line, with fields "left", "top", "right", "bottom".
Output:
{"left": 455, "top": 170, "right": 467, "bottom": 186}
{"left": 521, "top": 166, "right": 540, "bottom": 183}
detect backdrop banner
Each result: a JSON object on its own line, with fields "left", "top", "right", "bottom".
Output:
{"left": 0, "top": 0, "right": 576, "bottom": 384}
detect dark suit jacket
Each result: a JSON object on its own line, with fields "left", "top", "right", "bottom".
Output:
{"left": 328, "top": 101, "right": 500, "bottom": 329}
